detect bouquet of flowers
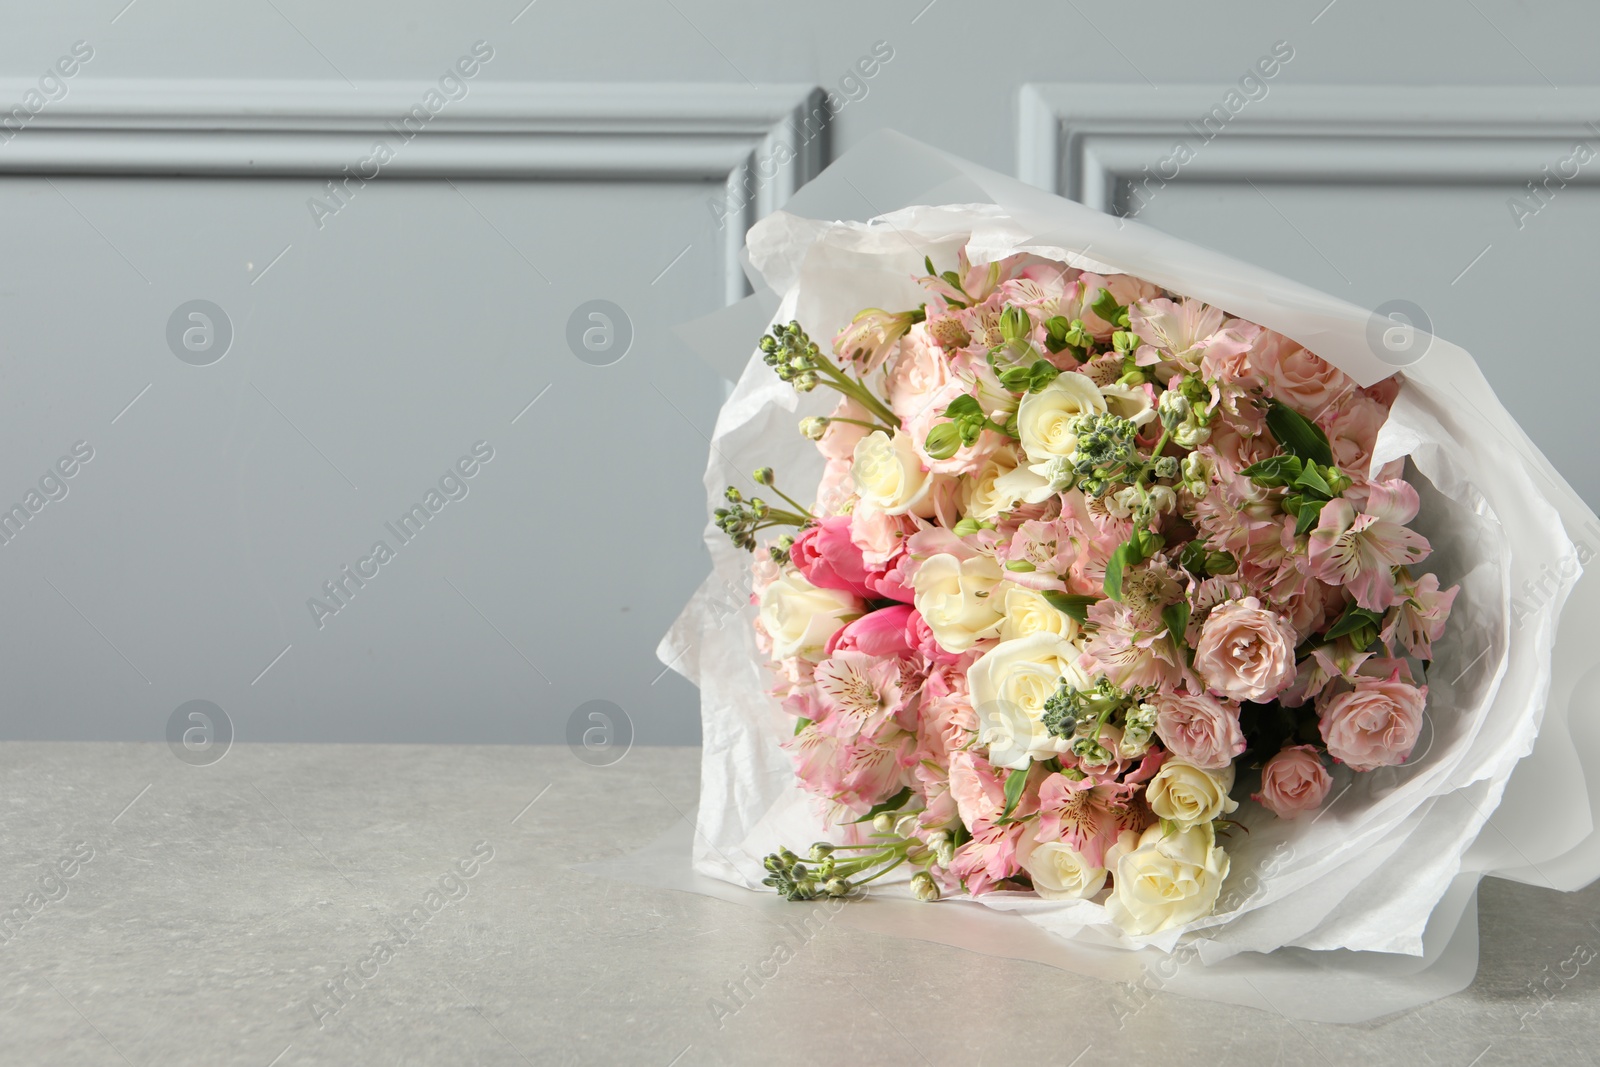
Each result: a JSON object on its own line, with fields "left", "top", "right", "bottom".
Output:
{"left": 725, "top": 250, "right": 1456, "bottom": 936}
{"left": 660, "top": 137, "right": 1600, "bottom": 1016}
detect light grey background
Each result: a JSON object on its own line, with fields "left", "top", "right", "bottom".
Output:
{"left": 1, "top": 0, "right": 1596, "bottom": 744}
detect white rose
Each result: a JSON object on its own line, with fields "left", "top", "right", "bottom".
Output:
{"left": 757, "top": 569, "right": 861, "bottom": 662}
{"left": 851, "top": 430, "right": 933, "bottom": 516}
{"left": 968, "top": 632, "right": 1090, "bottom": 769}
{"left": 911, "top": 552, "right": 1006, "bottom": 653}
{"left": 1146, "top": 759, "right": 1238, "bottom": 829}
{"left": 999, "top": 586, "right": 1079, "bottom": 643}
{"left": 1023, "top": 840, "right": 1107, "bottom": 901}
{"left": 1016, "top": 372, "right": 1107, "bottom": 467}
{"left": 1108, "top": 822, "right": 1231, "bottom": 936}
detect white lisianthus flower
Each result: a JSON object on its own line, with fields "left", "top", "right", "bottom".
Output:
{"left": 851, "top": 430, "right": 933, "bottom": 516}
{"left": 967, "top": 632, "right": 1089, "bottom": 769}
{"left": 1015, "top": 372, "right": 1107, "bottom": 467}
{"left": 1147, "top": 759, "right": 1239, "bottom": 829}
{"left": 757, "top": 569, "right": 861, "bottom": 662}
{"left": 1099, "top": 381, "right": 1158, "bottom": 429}
{"left": 1108, "top": 822, "right": 1231, "bottom": 936}
{"left": 1023, "top": 840, "right": 1108, "bottom": 901}
{"left": 911, "top": 552, "right": 1007, "bottom": 653}
{"left": 999, "top": 585, "right": 1079, "bottom": 643}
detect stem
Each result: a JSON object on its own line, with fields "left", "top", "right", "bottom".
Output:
{"left": 767, "top": 485, "right": 814, "bottom": 518}
{"left": 813, "top": 359, "right": 900, "bottom": 428}
{"left": 828, "top": 415, "right": 894, "bottom": 433}
{"left": 854, "top": 854, "right": 908, "bottom": 886}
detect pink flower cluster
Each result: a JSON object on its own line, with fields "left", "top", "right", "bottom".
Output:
{"left": 740, "top": 246, "right": 1457, "bottom": 924}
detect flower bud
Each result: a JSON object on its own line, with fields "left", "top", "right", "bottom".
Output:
{"left": 911, "top": 872, "right": 941, "bottom": 902}
{"left": 872, "top": 812, "right": 895, "bottom": 833}
{"left": 752, "top": 467, "right": 774, "bottom": 486}
{"left": 799, "top": 416, "right": 828, "bottom": 440}
{"left": 808, "top": 843, "right": 834, "bottom": 861}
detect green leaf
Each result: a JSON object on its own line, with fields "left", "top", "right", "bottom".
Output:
{"left": 1090, "top": 287, "right": 1130, "bottom": 329}
{"left": 1266, "top": 399, "right": 1335, "bottom": 467}
{"left": 1323, "top": 603, "right": 1385, "bottom": 642}
{"left": 942, "top": 394, "right": 982, "bottom": 419}
{"left": 1001, "top": 767, "right": 1030, "bottom": 820}
{"left": 1292, "top": 462, "right": 1335, "bottom": 499}
{"left": 1162, "top": 601, "right": 1192, "bottom": 658}
{"left": 1294, "top": 497, "right": 1329, "bottom": 537}
{"left": 924, "top": 256, "right": 937, "bottom": 277}
{"left": 1041, "top": 591, "right": 1099, "bottom": 624}
{"left": 850, "top": 785, "right": 914, "bottom": 823}
{"left": 793, "top": 717, "right": 812, "bottom": 736}
{"left": 1240, "top": 455, "right": 1305, "bottom": 487}
{"left": 1179, "top": 539, "right": 1211, "bottom": 576}
{"left": 1103, "top": 540, "right": 1137, "bottom": 601}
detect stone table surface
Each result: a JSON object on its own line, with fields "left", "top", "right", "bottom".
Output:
{"left": 2, "top": 742, "right": 1598, "bottom": 1066}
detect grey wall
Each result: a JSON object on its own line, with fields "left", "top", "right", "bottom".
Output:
{"left": 1, "top": 0, "right": 1596, "bottom": 745}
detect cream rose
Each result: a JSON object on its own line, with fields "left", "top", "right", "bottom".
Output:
{"left": 1015, "top": 372, "right": 1107, "bottom": 467}
{"left": 1107, "top": 822, "right": 1231, "bottom": 936}
{"left": 851, "top": 430, "right": 933, "bottom": 517}
{"left": 967, "top": 632, "right": 1089, "bottom": 769}
{"left": 757, "top": 569, "right": 861, "bottom": 662}
{"left": 1147, "top": 759, "right": 1238, "bottom": 829}
{"left": 1022, "top": 839, "right": 1108, "bottom": 901}
{"left": 999, "top": 585, "right": 1080, "bottom": 643}
{"left": 1192, "top": 597, "right": 1298, "bottom": 703}
{"left": 911, "top": 552, "right": 1007, "bottom": 653}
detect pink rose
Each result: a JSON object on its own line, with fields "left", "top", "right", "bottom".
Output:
{"left": 1253, "top": 331, "right": 1353, "bottom": 416}
{"left": 1320, "top": 394, "right": 1389, "bottom": 483}
{"left": 815, "top": 458, "right": 854, "bottom": 516}
{"left": 825, "top": 604, "right": 916, "bottom": 659}
{"left": 1252, "top": 745, "right": 1333, "bottom": 818}
{"left": 1193, "top": 597, "right": 1298, "bottom": 703}
{"left": 1152, "top": 689, "right": 1246, "bottom": 770}
{"left": 850, "top": 504, "right": 914, "bottom": 568}
{"left": 884, "top": 322, "right": 951, "bottom": 426}
{"left": 1318, "top": 671, "right": 1427, "bottom": 771}
{"left": 790, "top": 517, "right": 872, "bottom": 597}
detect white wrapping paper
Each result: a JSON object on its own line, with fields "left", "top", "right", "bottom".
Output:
{"left": 655, "top": 133, "right": 1600, "bottom": 1021}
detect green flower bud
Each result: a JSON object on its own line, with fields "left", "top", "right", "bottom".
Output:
{"left": 923, "top": 421, "right": 963, "bottom": 461}
{"left": 752, "top": 467, "right": 774, "bottom": 486}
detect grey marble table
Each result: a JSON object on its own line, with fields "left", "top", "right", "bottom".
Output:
{"left": 1, "top": 742, "right": 1597, "bottom": 1066}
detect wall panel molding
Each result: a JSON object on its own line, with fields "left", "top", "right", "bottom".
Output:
{"left": 0, "top": 79, "right": 828, "bottom": 301}
{"left": 1018, "top": 84, "right": 1600, "bottom": 214}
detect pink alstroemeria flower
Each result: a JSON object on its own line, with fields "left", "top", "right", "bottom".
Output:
{"left": 811, "top": 651, "right": 909, "bottom": 743}
{"left": 1307, "top": 479, "right": 1431, "bottom": 612}
{"left": 1035, "top": 756, "right": 1162, "bottom": 869}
